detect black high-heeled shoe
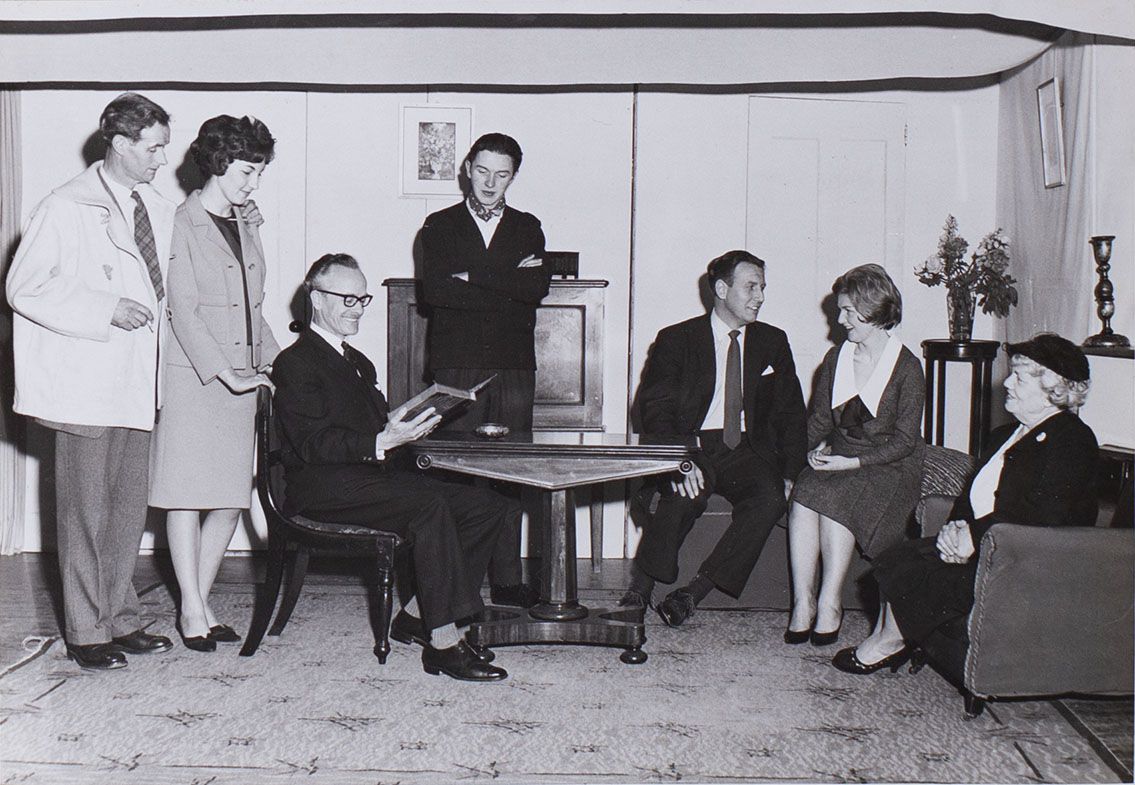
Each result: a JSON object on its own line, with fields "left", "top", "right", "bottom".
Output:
{"left": 810, "top": 612, "right": 843, "bottom": 647}
{"left": 208, "top": 624, "right": 242, "bottom": 643}
{"left": 831, "top": 645, "right": 910, "bottom": 674}
{"left": 784, "top": 606, "right": 816, "bottom": 645}
{"left": 176, "top": 621, "right": 216, "bottom": 653}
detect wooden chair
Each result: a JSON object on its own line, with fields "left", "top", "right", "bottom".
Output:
{"left": 240, "top": 387, "right": 404, "bottom": 663}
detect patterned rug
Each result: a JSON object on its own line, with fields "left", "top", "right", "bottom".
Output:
{"left": 0, "top": 586, "right": 1121, "bottom": 785}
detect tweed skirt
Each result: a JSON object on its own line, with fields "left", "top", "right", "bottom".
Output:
{"left": 790, "top": 435, "right": 923, "bottom": 558}
{"left": 149, "top": 364, "right": 258, "bottom": 509}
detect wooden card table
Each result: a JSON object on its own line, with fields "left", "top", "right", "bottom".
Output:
{"left": 409, "top": 431, "right": 697, "bottom": 663}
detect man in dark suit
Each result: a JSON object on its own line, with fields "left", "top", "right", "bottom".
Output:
{"left": 418, "top": 133, "right": 551, "bottom": 608}
{"left": 272, "top": 253, "right": 519, "bottom": 682}
{"left": 623, "top": 250, "right": 808, "bottom": 627}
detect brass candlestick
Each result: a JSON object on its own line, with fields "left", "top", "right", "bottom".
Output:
{"left": 1084, "top": 235, "right": 1130, "bottom": 348}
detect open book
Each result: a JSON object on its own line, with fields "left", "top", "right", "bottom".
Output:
{"left": 398, "top": 375, "right": 496, "bottom": 422}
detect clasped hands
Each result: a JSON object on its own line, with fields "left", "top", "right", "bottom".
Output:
{"left": 935, "top": 520, "right": 975, "bottom": 564}
{"left": 376, "top": 404, "right": 442, "bottom": 453}
{"left": 806, "top": 440, "right": 860, "bottom": 472}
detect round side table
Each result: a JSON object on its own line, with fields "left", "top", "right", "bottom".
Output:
{"left": 921, "top": 339, "right": 1000, "bottom": 456}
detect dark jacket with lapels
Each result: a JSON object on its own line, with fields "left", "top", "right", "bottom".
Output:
{"left": 950, "top": 410, "right": 1098, "bottom": 545}
{"left": 271, "top": 329, "right": 402, "bottom": 512}
{"left": 420, "top": 201, "right": 549, "bottom": 371}
{"left": 637, "top": 313, "right": 808, "bottom": 481}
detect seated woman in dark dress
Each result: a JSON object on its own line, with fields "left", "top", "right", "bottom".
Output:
{"left": 833, "top": 333, "right": 1098, "bottom": 675}
{"left": 786, "top": 264, "right": 924, "bottom": 646}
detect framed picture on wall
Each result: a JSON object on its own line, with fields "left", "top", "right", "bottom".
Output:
{"left": 400, "top": 105, "right": 473, "bottom": 196}
{"left": 1036, "top": 77, "right": 1066, "bottom": 189}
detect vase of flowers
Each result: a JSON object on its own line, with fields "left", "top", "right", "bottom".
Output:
{"left": 915, "top": 215, "right": 1018, "bottom": 341}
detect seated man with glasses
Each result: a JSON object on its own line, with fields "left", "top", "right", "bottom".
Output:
{"left": 271, "top": 253, "right": 521, "bottom": 681}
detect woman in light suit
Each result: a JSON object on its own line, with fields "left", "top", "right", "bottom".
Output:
{"left": 150, "top": 115, "right": 280, "bottom": 651}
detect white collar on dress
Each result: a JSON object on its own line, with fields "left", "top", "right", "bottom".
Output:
{"left": 830, "top": 333, "right": 903, "bottom": 417}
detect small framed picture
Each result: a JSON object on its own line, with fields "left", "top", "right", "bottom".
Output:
{"left": 400, "top": 105, "right": 473, "bottom": 197}
{"left": 1036, "top": 77, "right": 1066, "bottom": 189}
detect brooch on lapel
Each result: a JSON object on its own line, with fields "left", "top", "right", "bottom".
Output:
{"left": 102, "top": 264, "right": 114, "bottom": 281}
{"left": 1036, "top": 432, "right": 1047, "bottom": 443}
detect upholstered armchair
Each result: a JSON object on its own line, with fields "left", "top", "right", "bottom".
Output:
{"left": 915, "top": 445, "right": 1134, "bottom": 717}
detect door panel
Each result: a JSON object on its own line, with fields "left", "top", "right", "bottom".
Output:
{"left": 747, "top": 96, "right": 906, "bottom": 387}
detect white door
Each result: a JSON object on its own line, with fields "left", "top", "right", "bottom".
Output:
{"left": 746, "top": 96, "right": 907, "bottom": 386}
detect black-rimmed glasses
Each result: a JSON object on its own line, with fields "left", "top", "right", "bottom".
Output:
{"left": 314, "top": 289, "right": 373, "bottom": 308}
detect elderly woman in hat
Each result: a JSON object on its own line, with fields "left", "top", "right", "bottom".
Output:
{"left": 832, "top": 333, "right": 1098, "bottom": 675}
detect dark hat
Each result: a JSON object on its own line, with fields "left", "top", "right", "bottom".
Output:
{"left": 1005, "top": 333, "right": 1090, "bottom": 382}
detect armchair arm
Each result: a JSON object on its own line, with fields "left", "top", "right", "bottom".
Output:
{"left": 965, "top": 523, "right": 1134, "bottom": 699}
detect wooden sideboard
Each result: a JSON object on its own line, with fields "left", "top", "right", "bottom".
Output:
{"left": 383, "top": 278, "right": 608, "bottom": 430}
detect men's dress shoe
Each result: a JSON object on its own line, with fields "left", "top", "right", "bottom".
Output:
{"left": 656, "top": 588, "right": 697, "bottom": 628}
{"left": 208, "top": 624, "right": 242, "bottom": 643}
{"left": 66, "top": 643, "right": 128, "bottom": 670}
{"left": 490, "top": 583, "right": 540, "bottom": 608}
{"left": 110, "top": 630, "right": 173, "bottom": 654}
{"left": 390, "top": 610, "right": 431, "bottom": 647}
{"left": 832, "top": 645, "right": 911, "bottom": 675}
{"left": 422, "top": 641, "right": 507, "bottom": 682}
{"left": 617, "top": 590, "right": 649, "bottom": 609}
{"left": 391, "top": 611, "right": 495, "bottom": 663}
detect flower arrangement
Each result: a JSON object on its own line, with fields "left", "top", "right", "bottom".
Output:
{"left": 915, "top": 215, "right": 1018, "bottom": 339}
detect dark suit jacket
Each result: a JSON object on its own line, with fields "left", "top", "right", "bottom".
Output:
{"left": 950, "top": 410, "right": 1098, "bottom": 545}
{"left": 420, "top": 201, "right": 549, "bottom": 371}
{"left": 638, "top": 314, "right": 808, "bottom": 481}
{"left": 271, "top": 329, "right": 396, "bottom": 512}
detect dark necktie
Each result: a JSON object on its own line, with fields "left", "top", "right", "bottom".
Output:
{"left": 341, "top": 341, "right": 377, "bottom": 386}
{"left": 723, "top": 329, "right": 742, "bottom": 450}
{"left": 131, "top": 191, "right": 165, "bottom": 300}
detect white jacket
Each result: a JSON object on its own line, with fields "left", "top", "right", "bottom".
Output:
{"left": 6, "top": 162, "right": 176, "bottom": 431}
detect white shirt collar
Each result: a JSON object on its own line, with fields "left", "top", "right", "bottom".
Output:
{"left": 309, "top": 322, "right": 346, "bottom": 355}
{"left": 710, "top": 310, "right": 745, "bottom": 344}
{"left": 831, "top": 333, "right": 903, "bottom": 417}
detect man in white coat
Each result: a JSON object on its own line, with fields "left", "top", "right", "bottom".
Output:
{"left": 6, "top": 93, "right": 177, "bottom": 669}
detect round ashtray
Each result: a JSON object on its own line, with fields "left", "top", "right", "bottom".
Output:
{"left": 475, "top": 423, "right": 510, "bottom": 438}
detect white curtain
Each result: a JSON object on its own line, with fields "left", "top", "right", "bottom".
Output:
{"left": 1, "top": 89, "right": 26, "bottom": 555}
{"left": 995, "top": 32, "right": 1097, "bottom": 345}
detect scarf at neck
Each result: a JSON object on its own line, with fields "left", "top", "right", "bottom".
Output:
{"left": 467, "top": 195, "right": 506, "bottom": 222}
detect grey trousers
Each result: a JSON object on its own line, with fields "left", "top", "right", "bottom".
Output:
{"left": 54, "top": 426, "right": 151, "bottom": 645}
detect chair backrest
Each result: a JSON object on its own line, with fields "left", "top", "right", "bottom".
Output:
{"left": 254, "top": 386, "right": 396, "bottom": 540}
{"left": 255, "top": 386, "right": 291, "bottom": 526}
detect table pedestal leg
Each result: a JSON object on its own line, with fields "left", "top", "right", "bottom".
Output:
{"left": 467, "top": 486, "right": 648, "bottom": 663}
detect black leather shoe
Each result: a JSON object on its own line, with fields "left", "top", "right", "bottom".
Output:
{"left": 390, "top": 610, "right": 430, "bottom": 647}
{"left": 422, "top": 641, "right": 507, "bottom": 681}
{"left": 617, "top": 590, "right": 649, "bottom": 609}
{"left": 656, "top": 588, "right": 697, "bottom": 627}
{"left": 176, "top": 622, "right": 216, "bottom": 653}
{"left": 810, "top": 614, "right": 843, "bottom": 647}
{"left": 490, "top": 583, "right": 539, "bottom": 608}
{"left": 208, "top": 624, "right": 242, "bottom": 643}
{"left": 391, "top": 611, "right": 495, "bottom": 663}
{"left": 832, "top": 645, "right": 911, "bottom": 675}
{"left": 110, "top": 630, "right": 173, "bottom": 654}
{"left": 67, "top": 643, "right": 128, "bottom": 670}
{"left": 783, "top": 625, "right": 813, "bottom": 645}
